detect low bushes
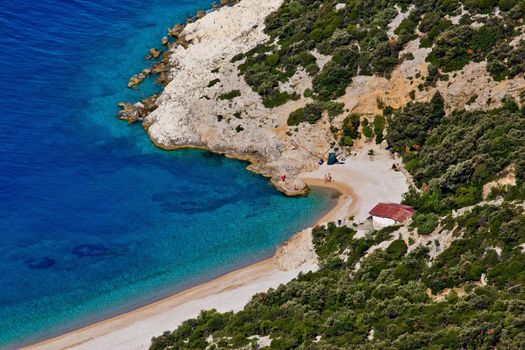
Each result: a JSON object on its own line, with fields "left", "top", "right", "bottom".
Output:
{"left": 287, "top": 103, "right": 323, "bottom": 125}
{"left": 373, "top": 115, "right": 386, "bottom": 144}
{"left": 287, "top": 101, "right": 345, "bottom": 126}
{"left": 150, "top": 204, "right": 525, "bottom": 350}
{"left": 218, "top": 90, "right": 241, "bottom": 100}
{"left": 207, "top": 78, "right": 220, "bottom": 87}
{"left": 312, "top": 46, "right": 359, "bottom": 99}
{"left": 411, "top": 212, "right": 439, "bottom": 235}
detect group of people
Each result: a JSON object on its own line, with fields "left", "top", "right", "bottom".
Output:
{"left": 324, "top": 173, "right": 333, "bottom": 183}
{"left": 279, "top": 173, "right": 301, "bottom": 192}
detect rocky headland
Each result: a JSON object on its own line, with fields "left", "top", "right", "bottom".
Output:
{"left": 120, "top": 0, "right": 525, "bottom": 197}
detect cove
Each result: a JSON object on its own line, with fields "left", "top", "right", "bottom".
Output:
{"left": 0, "top": 0, "right": 335, "bottom": 348}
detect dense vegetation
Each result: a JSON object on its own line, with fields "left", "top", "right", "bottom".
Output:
{"left": 230, "top": 0, "right": 525, "bottom": 119}
{"left": 219, "top": 90, "right": 242, "bottom": 100}
{"left": 287, "top": 101, "right": 345, "bottom": 126}
{"left": 388, "top": 95, "right": 525, "bottom": 212}
{"left": 149, "top": 77, "right": 525, "bottom": 350}
{"left": 150, "top": 203, "right": 525, "bottom": 349}
{"left": 148, "top": 2, "right": 525, "bottom": 349}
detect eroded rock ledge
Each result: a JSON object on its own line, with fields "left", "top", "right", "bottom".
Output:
{"left": 143, "top": 0, "right": 331, "bottom": 195}
{"left": 142, "top": 0, "right": 525, "bottom": 196}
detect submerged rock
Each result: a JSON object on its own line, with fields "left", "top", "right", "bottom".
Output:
{"left": 196, "top": 10, "right": 206, "bottom": 19}
{"left": 152, "top": 61, "right": 171, "bottom": 74}
{"left": 148, "top": 48, "right": 162, "bottom": 59}
{"left": 118, "top": 102, "right": 140, "bottom": 123}
{"left": 168, "top": 23, "right": 184, "bottom": 38}
{"left": 24, "top": 257, "right": 56, "bottom": 269}
{"left": 72, "top": 244, "right": 109, "bottom": 257}
{"left": 127, "top": 75, "right": 143, "bottom": 88}
{"left": 118, "top": 94, "right": 158, "bottom": 124}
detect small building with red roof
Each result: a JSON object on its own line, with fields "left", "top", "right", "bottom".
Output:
{"left": 369, "top": 203, "right": 414, "bottom": 228}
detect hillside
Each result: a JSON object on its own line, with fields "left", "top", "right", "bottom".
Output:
{"left": 145, "top": 0, "right": 525, "bottom": 349}
{"left": 149, "top": 100, "right": 525, "bottom": 350}
{"left": 141, "top": 0, "right": 525, "bottom": 193}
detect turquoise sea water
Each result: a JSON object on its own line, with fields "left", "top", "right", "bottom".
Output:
{"left": 0, "top": 1, "right": 335, "bottom": 348}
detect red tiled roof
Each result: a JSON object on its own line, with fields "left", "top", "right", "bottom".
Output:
{"left": 369, "top": 203, "right": 414, "bottom": 222}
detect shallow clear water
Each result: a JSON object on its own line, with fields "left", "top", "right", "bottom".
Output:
{"left": 0, "top": 0, "right": 335, "bottom": 347}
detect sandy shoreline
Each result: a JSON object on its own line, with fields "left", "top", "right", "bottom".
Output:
{"left": 25, "top": 143, "right": 408, "bottom": 350}
{"left": 23, "top": 0, "right": 410, "bottom": 346}
{"left": 24, "top": 183, "right": 351, "bottom": 350}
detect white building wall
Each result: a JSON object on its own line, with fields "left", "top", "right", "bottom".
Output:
{"left": 372, "top": 216, "right": 397, "bottom": 228}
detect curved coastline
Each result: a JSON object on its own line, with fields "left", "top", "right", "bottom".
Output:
{"left": 24, "top": 0, "right": 411, "bottom": 348}
{"left": 18, "top": 1, "right": 321, "bottom": 348}
{"left": 24, "top": 184, "right": 351, "bottom": 350}
{"left": 24, "top": 141, "right": 410, "bottom": 350}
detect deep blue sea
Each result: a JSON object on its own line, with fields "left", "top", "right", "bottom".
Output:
{"left": 0, "top": 1, "right": 335, "bottom": 348}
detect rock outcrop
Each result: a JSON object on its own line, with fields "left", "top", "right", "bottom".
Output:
{"left": 142, "top": 0, "right": 525, "bottom": 195}
{"left": 144, "top": 0, "right": 333, "bottom": 194}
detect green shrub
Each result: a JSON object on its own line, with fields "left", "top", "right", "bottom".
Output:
{"left": 342, "top": 114, "right": 360, "bottom": 140}
{"left": 230, "top": 53, "right": 245, "bottom": 63}
{"left": 262, "top": 90, "right": 290, "bottom": 108}
{"left": 390, "top": 96, "right": 525, "bottom": 210}
{"left": 303, "top": 88, "right": 313, "bottom": 98}
{"left": 207, "top": 78, "right": 220, "bottom": 87}
{"left": 323, "top": 101, "right": 345, "bottom": 117}
{"left": 287, "top": 103, "right": 323, "bottom": 125}
{"left": 466, "top": 94, "right": 478, "bottom": 105}
{"left": 313, "top": 47, "right": 359, "bottom": 99}
{"left": 362, "top": 125, "right": 374, "bottom": 139}
{"left": 412, "top": 213, "right": 439, "bottom": 235}
{"left": 394, "top": 15, "right": 419, "bottom": 45}
{"left": 342, "top": 136, "right": 354, "bottom": 147}
{"left": 265, "top": 53, "right": 280, "bottom": 67}
{"left": 386, "top": 92, "right": 445, "bottom": 153}
{"left": 287, "top": 108, "right": 305, "bottom": 126}
{"left": 386, "top": 239, "right": 408, "bottom": 259}
{"left": 373, "top": 115, "right": 386, "bottom": 144}
{"left": 303, "top": 103, "right": 323, "bottom": 123}
{"left": 219, "top": 90, "right": 241, "bottom": 100}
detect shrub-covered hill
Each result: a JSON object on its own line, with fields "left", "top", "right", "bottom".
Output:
{"left": 150, "top": 203, "right": 525, "bottom": 349}
{"left": 148, "top": 70, "right": 525, "bottom": 350}
{"left": 388, "top": 94, "right": 525, "bottom": 212}
{"left": 147, "top": 1, "right": 525, "bottom": 349}
{"left": 231, "top": 0, "right": 525, "bottom": 111}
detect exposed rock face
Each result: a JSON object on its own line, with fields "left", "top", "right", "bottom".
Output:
{"left": 144, "top": 0, "right": 525, "bottom": 192}
{"left": 337, "top": 38, "right": 525, "bottom": 121}
{"left": 274, "top": 227, "right": 318, "bottom": 271}
{"left": 144, "top": 0, "right": 334, "bottom": 189}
